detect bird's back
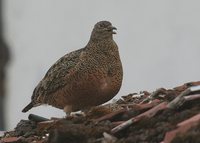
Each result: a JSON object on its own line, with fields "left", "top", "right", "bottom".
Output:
{"left": 31, "top": 48, "right": 84, "bottom": 107}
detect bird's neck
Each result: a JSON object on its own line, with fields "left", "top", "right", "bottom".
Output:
{"left": 89, "top": 36, "right": 113, "bottom": 43}
{"left": 87, "top": 38, "right": 113, "bottom": 47}
{"left": 86, "top": 38, "right": 118, "bottom": 55}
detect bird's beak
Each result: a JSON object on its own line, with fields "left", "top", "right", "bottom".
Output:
{"left": 107, "top": 26, "right": 117, "bottom": 34}
{"left": 111, "top": 26, "right": 117, "bottom": 34}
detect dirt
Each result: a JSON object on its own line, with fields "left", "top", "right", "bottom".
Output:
{"left": 1, "top": 81, "right": 200, "bottom": 143}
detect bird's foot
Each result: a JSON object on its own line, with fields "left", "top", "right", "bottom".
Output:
{"left": 64, "top": 111, "right": 85, "bottom": 119}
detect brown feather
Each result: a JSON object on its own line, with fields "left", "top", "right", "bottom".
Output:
{"left": 22, "top": 21, "right": 123, "bottom": 114}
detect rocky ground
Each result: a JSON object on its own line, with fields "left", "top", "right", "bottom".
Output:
{"left": 0, "top": 81, "right": 200, "bottom": 143}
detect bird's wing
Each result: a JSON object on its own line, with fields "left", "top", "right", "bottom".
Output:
{"left": 31, "top": 48, "right": 84, "bottom": 102}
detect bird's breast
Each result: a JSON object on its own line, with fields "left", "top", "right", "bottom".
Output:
{"left": 99, "top": 77, "right": 112, "bottom": 93}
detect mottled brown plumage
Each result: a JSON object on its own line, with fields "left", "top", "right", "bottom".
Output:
{"left": 22, "top": 21, "right": 123, "bottom": 114}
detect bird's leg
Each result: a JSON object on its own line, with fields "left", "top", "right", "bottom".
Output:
{"left": 64, "top": 105, "right": 83, "bottom": 118}
{"left": 64, "top": 105, "right": 72, "bottom": 117}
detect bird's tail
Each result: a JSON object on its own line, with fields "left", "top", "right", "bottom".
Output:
{"left": 22, "top": 102, "right": 34, "bottom": 113}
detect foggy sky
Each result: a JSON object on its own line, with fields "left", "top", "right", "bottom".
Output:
{"left": 4, "top": 0, "right": 200, "bottom": 129}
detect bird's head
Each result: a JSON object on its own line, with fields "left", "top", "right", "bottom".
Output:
{"left": 90, "top": 21, "right": 117, "bottom": 41}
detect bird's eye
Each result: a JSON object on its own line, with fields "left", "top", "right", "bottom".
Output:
{"left": 99, "top": 24, "right": 104, "bottom": 28}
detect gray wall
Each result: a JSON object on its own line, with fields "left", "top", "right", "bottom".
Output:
{"left": 3, "top": 0, "right": 200, "bottom": 129}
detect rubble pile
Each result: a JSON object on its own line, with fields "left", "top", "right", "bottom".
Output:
{"left": 1, "top": 81, "right": 200, "bottom": 143}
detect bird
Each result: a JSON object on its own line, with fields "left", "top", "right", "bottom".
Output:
{"left": 22, "top": 21, "right": 123, "bottom": 115}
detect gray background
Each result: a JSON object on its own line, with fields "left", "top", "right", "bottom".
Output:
{"left": 3, "top": 0, "right": 200, "bottom": 129}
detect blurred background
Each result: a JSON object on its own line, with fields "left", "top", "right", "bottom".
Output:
{"left": 0, "top": 0, "right": 199, "bottom": 130}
